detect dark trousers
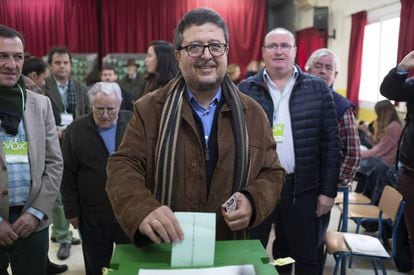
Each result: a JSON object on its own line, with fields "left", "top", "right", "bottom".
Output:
{"left": 79, "top": 216, "right": 130, "bottom": 275}
{"left": 249, "top": 212, "right": 273, "bottom": 249}
{"left": 397, "top": 166, "right": 414, "bottom": 267}
{"left": 0, "top": 207, "right": 48, "bottom": 275}
{"left": 249, "top": 175, "right": 296, "bottom": 249}
{"left": 272, "top": 178, "right": 319, "bottom": 275}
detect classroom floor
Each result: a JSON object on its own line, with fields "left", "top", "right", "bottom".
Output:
{"left": 42, "top": 206, "right": 413, "bottom": 275}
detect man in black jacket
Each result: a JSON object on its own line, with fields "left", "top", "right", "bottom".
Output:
{"left": 380, "top": 50, "right": 414, "bottom": 269}
{"left": 61, "top": 82, "right": 131, "bottom": 275}
{"left": 239, "top": 28, "right": 339, "bottom": 274}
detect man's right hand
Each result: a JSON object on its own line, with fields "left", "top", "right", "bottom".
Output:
{"left": 138, "top": 206, "right": 184, "bottom": 244}
{"left": 399, "top": 50, "right": 414, "bottom": 71}
{"left": 68, "top": 217, "right": 79, "bottom": 229}
{"left": 0, "top": 220, "right": 19, "bottom": 246}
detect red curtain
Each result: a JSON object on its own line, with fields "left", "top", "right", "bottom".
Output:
{"left": 346, "top": 11, "right": 367, "bottom": 109}
{"left": 397, "top": 0, "right": 414, "bottom": 75}
{"left": 295, "top": 27, "right": 327, "bottom": 70}
{"left": 0, "top": 0, "right": 264, "bottom": 74}
{"left": 0, "top": 0, "right": 98, "bottom": 57}
{"left": 100, "top": 0, "right": 266, "bottom": 77}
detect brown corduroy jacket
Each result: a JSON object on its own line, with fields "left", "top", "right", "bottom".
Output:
{"left": 106, "top": 84, "right": 285, "bottom": 245}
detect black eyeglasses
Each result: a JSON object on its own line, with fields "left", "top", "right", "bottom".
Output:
{"left": 178, "top": 43, "right": 228, "bottom": 58}
{"left": 93, "top": 107, "right": 118, "bottom": 115}
{"left": 263, "top": 43, "right": 295, "bottom": 51}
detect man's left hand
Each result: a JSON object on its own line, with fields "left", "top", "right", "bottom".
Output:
{"left": 316, "top": 194, "right": 335, "bottom": 217}
{"left": 222, "top": 192, "right": 252, "bottom": 231}
{"left": 11, "top": 213, "right": 39, "bottom": 238}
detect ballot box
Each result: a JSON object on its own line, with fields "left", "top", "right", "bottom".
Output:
{"left": 108, "top": 240, "right": 278, "bottom": 275}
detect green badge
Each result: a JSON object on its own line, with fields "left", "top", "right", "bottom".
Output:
{"left": 272, "top": 124, "right": 285, "bottom": 143}
{"left": 2, "top": 141, "right": 29, "bottom": 163}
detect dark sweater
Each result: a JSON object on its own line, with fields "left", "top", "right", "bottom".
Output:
{"left": 380, "top": 68, "right": 414, "bottom": 169}
{"left": 61, "top": 110, "right": 133, "bottom": 222}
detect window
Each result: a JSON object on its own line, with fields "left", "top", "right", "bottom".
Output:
{"left": 359, "top": 17, "right": 400, "bottom": 103}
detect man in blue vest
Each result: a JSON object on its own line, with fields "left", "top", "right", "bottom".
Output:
{"left": 306, "top": 48, "right": 361, "bottom": 273}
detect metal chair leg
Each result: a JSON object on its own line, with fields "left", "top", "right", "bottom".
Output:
{"left": 378, "top": 259, "right": 387, "bottom": 275}
{"left": 337, "top": 213, "right": 343, "bottom": 231}
{"left": 348, "top": 255, "right": 353, "bottom": 268}
{"left": 371, "top": 258, "right": 378, "bottom": 275}
{"left": 333, "top": 254, "right": 341, "bottom": 275}
{"left": 355, "top": 222, "right": 361, "bottom": 233}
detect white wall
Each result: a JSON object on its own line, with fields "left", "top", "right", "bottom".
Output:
{"left": 295, "top": 0, "right": 400, "bottom": 92}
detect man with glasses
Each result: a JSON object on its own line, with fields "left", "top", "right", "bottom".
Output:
{"left": 106, "top": 8, "right": 284, "bottom": 247}
{"left": 306, "top": 48, "right": 360, "bottom": 273}
{"left": 239, "top": 28, "right": 339, "bottom": 274}
{"left": 100, "top": 65, "right": 133, "bottom": 111}
{"left": 60, "top": 82, "right": 131, "bottom": 275}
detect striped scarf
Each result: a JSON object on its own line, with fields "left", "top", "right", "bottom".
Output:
{"left": 154, "top": 74, "right": 251, "bottom": 206}
{"left": 0, "top": 77, "right": 27, "bottom": 136}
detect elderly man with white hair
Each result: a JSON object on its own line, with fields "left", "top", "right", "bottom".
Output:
{"left": 306, "top": 48, "right": 361, "bottom": 272}
{"left": 60, "top": 82, "right": 132, "bottom": 275}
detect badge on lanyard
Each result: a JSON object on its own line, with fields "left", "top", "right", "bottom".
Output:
{"left": 2, "top": 140, "right": 29, "bottom": 163}
{"left": 60, "top": 112, "right": 74, "bottom": 126}
{"left": 272, "top": 124, "right": 285, "bottom": 143}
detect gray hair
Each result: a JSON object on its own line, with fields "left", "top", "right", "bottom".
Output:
{"left": 88, "top": 82, "right": 122, "bottom": 107}
{"left": 305, "top": 48, "right": 340, "bottom": 73}
{"left": 173, "top": 8, "right": 229, "bottom": 49}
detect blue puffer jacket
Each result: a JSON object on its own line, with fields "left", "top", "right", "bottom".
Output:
{"left": 239, "top": 66, "right": 340, "bottom": 198}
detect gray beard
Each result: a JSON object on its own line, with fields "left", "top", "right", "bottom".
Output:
{"left": 187, "top": 76, "right": 224, "bottom": 93}
{"left": 196, "top": 82, "right": 217, "bottom": 92}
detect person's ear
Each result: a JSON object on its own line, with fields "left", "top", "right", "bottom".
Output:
{"left": 175, "top": 50, "right": 181, "bottom": 63}
{"left": 27, "top": 71, "right": 37, "bottom": 81}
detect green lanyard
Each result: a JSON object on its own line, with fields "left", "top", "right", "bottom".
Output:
{"left": 17, "top": 84, "right": 25, "bottom": 115}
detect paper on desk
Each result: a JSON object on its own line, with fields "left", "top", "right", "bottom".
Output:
{"left": 171, "top": 212, "right": 216, "bottom": 267}
{"left": 270, "top": 257, "right": 295, "bottom": 266}
{"left": 138, "top": 264, "right": 256, "bottom": 275}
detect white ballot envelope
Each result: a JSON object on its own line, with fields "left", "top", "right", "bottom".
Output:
{"left": 171, "top": 212, "right": 216, "bottom": 267}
